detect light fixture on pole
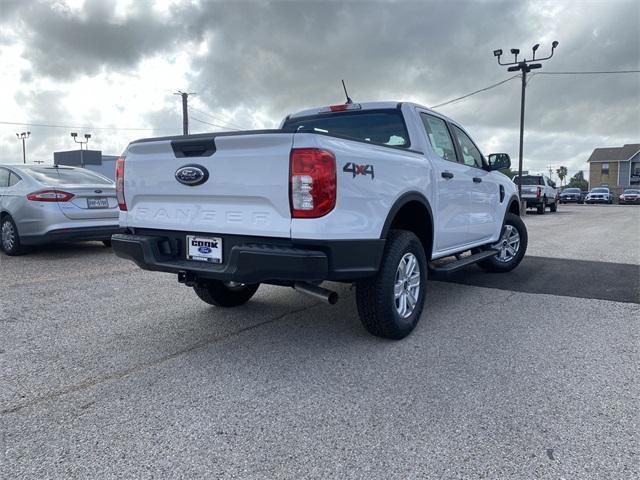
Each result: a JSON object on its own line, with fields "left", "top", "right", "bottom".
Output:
{"left": 493, "top": 41, "right": 559, "bottom": 204}
{"left": 71, "top": 132, "right": 92, "bottom": 168}
{"left": 16, "top": 131, "right": 30, "bottom": 164}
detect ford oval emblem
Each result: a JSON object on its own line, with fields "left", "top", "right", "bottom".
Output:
{"left": 198, "top": 246, "right": 212, "bottom": 254}
{"left": 175, "top": 164, "right": 209, "bottom": 186}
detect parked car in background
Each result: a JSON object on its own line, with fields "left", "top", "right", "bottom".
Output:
{"left": 513, "top": 173, "right": 558, "bottom": 214}
{"left": 559, "top": 187, "right": 585, "bottom": 204}
{"left": 619, "top": 189, "right": 640, "bottom": 205}
{"left": 585, "top": 187, "right": 613, "bottom": 204}
{"left": 0, "top": 165, "right": 121, "bottom": 255}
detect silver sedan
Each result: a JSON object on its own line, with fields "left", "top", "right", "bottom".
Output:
{"left": 0, "top": 164, "right": 121, "bottom": 255}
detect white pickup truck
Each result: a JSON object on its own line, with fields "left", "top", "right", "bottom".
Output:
{"left": 112, "top": 101, "right": 527, "bottom": 339}
{"left": 513, "top": 173, "right": 559, "bottom": 214}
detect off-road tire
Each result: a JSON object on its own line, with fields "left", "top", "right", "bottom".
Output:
{"left": 1, "top": 215, "right": 25, "bottom": 256}
{"left": 193, "top": 281, "right": 260, "bottom": 307}
{"left": 550, "top": 200, "right": 557, "bottom": 212}
{"left": 355, "top": 230, "right": 428, "bottom": 340}
{"left": 477, "top": 213, "right": 528, "bottom": 273}
{"left": 102, "top": 240, "right": 112, "bottom": 248}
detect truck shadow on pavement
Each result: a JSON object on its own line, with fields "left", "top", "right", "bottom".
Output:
{"left": 432, "top": 255, "right": 640, "bottom": 304}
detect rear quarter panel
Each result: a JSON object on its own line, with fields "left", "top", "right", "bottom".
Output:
{"left": 290, "top": 133, "right": 432, "bottom": 240}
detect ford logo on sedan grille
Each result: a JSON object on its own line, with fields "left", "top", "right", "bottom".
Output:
{"left": 175, "top": 165, "right": 209, "bottom": 186}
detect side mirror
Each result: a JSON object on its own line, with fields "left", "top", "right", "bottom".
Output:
{"left": 488, "top": 153, "right": 511, "bottom": 171}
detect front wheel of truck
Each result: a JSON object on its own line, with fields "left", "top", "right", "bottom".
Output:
{"left": 356, "top": 230, "right": 428, "bottom": 340}
{"left": 193, "top": 281, "right": 260, "bottom": 307}
{"left": 476, "top": 213, "right": 528, "bottom": 273}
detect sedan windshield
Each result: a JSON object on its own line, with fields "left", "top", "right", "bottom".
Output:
{"left": 623, "top": 189, "right": 640, "bottom": 194}
{"left": 591, "top": 188, "right": 609, "bottom": 193}
{"left": 27, "top": 167, "right": 113, "bottom": 186}
{"left": 563, "top": 188, "right": 580, "bottom": 193}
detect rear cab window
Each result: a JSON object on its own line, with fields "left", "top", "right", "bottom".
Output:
{"left": 514, "top": 176, "right": 544, "bottom": 186}
{"left": 27, "top": 168, "right": 113, "bottom": 186}
{"left": 282, "top": 109, "right": 410, "bottom": 149}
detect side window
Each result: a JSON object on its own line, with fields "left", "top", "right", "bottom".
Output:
{"left": 0, "top": 168, "right": 9, "bottom": 187}
{"left": 452, "top": 125, "right": 483, "bottom": 168}
{"left": 8, "top": 172, "right": 21, "bottom": 187}
{"left": 420, "top": 113, "right": 458, "bottom": 163}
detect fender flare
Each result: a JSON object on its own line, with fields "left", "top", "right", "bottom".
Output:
{"left": 380, "top": 191, "right": 434, "bottom": 240}
{"left": 507, "top": 194, "right": 520, "bottom": 215}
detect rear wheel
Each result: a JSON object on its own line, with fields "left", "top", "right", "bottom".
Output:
{"left": 537, "top": 197, "right": 546, "bottom": 214}
{"left": 1, "top": 215, "right": 25, "bottom": 256}
{"left": 477, "top": 213, "right": 528, "bottom": 273}
{"left": 550, "top": 200, "right": 557, "bottom": 212}
{"left": 193, "top": 280, "right": 260, "bottom": 307}
{"left": 356, "top": 230, "right": 427, "bottom": 340}
{"left": 102, "top": 239, "right": 112, "bottom": 248}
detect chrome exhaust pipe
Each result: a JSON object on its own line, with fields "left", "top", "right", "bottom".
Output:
{"left": 293, "top": 282, "right": 338, "bottom": 305}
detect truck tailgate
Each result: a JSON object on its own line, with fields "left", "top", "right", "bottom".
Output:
{"left": 123, "top": 132, "right": 295, "bottom": 237}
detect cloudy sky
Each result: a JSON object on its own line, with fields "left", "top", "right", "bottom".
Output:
{"left": 1, "top": 0, "right": 638, "bottom": 179}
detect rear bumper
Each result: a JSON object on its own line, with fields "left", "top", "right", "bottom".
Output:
{"left": 111, "top": 229, "right": 384, "bottom": 284}
{"left": 22, "top": 225, "right": 123, "bottom": 245}
{"left": 523, "top": 198, "right": 544, "bottom": 207}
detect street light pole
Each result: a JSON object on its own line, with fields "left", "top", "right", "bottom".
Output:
{"left": 70, "top": 132, "right": 92, "bottom": 168}
{"left": 493, "top": 41, "right": 559, "bottom": 202}
{"left": 16, "top": 132, "right": 30, "bottom": 164}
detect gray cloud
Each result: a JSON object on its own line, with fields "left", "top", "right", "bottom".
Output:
{"left": 1, "top": 0, "right": 639, "bottom": 176}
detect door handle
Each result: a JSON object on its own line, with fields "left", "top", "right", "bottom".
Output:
{"left": 441, "top": 171, "right": 454, "bottom": 179}
{"left": 473, "top": 177, "right": 482, "bottom": 183}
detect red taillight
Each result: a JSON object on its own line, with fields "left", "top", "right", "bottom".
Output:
{"left": 536, "top": 187, "right": 541, "bottom": 199}
{"left": 115, "top": 156, "right": 127, "bottom": 211}
{"left": 325, "top": 103, "right": 362, "bottom": 113}
{"left": 289, "top": 148, "right": 336, "bottom": 218}
{"left": 27, "top": 190, "right": 74, "bottom": 202}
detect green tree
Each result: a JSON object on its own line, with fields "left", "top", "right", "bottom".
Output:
{"left": 556, "top": 166, "right": 568, "bottom": 186}
{"left": 567, "top": 170, "right": 588, "bottom": 191}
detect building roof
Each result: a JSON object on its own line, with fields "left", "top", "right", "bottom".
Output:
{"left": 587, "top": 144, "right": 640, "bottom": 162}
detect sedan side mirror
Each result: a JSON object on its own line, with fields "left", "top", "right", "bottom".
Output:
{"left": 488, "top": 153, "right": 511, "bottom": 171}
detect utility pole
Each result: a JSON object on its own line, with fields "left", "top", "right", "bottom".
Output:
{"left": 70, "top": 132, "right": 92, "bottom": 168}
{"left": 548, "top": 165, "right": 554, "bottom": 181}
{"left": 174, "top": 91, "right": 196, "bottom": 135}
{"left": 493, "top": 41, "right": 559, "bottom": 202}
{"left": 16, "top": 132, "right": 30, "bottom": 164}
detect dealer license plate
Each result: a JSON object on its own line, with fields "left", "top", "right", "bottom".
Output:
{"left": 186, "top": 235, "right": 222, "bottom": 263}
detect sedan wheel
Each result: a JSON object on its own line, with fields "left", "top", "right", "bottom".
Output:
{"left": 1, "top": 217, "right": 25, "bottom": 256}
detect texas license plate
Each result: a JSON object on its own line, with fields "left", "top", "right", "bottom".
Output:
{"left": 186, "top": 235, "right": 222, "bottom": 263}
{"left": 87, "top": 197, "right": 109, "bottom": 209}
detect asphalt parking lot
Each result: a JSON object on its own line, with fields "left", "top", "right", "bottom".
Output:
{"left": 1, "top": 204, "right": 639, "bottom": 479}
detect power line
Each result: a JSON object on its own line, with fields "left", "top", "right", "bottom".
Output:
{"left": 430, "top": 75, "right": 521, "bottom": 109}
{"left": 431, "top": 69, "right": 640, "bottom": 109}
{"left": 190, "top": 116, "right": 241, "bottom": 131}
{"left": 535, "top": 70, "right": 640, "bottom": 75}
{"left": 0, "top": 120, "right": 176, "bottom": 132}
{"left": 188, "top": 106, "right": 247, "bottom": 130}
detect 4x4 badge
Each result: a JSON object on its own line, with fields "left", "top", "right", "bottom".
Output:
{"left": 343, "top": 162, "right": 374, "bottom": 179}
